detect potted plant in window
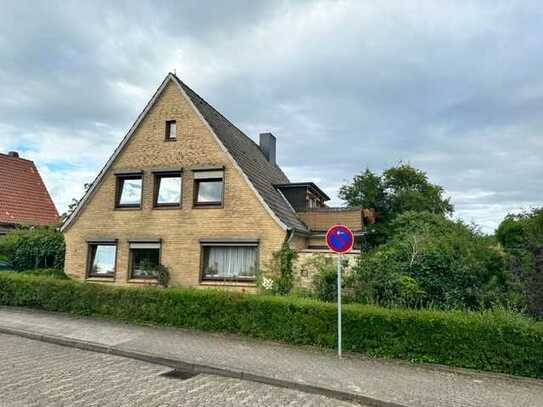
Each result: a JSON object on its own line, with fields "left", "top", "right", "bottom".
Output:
{"left": 135, "top": 259, "right": 170, "bottom": 288}
{"left": 153, "top": 264, "right": 170, "bottom": 288}
{"left": 136, "top": 258, "right": 155, "bottom": 278}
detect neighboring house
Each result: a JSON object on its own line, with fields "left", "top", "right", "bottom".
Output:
{"left": 0, "top": 151, "right": 59, "bottom": 235}
{"left": 61, "top": 73, "right": 373, "bottom": 290}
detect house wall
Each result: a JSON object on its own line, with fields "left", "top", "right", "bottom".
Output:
{"left": 280, "top": 187, "right": 308, "bottom": 211}
{"left": 296, "top": 208, "right": 363, "bottom": 232}
{"left": 64, "top": 80, "right": 287, "bottom": 290}
{"left": 294, "top": 250, "right": 360, "bottom": 288}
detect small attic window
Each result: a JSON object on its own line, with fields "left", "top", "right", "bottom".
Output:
{"left": 165, "top": 120, "right": 176, "bottom": 141}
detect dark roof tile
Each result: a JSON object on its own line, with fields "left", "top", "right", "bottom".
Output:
{"left": 62, "top": 74, "right": 308, "bottom": 233}
{"left": 175, "top": 76, "right": 308, "bottom": 232}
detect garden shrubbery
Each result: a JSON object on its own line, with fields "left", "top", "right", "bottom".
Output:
{"left": 307, "top": 254, "right": 351, "bottom": 302}
{"left": 0, "top": 272, "right": 542, "bottom": 378}
{"left": 311, "top": 259, "right": 338, "bottom": 302}
{"left": 333, "top": 164, "right": 524, "bottom": 312}
{"left": 496, "top": 208, "right": 543, "bottom": 318}
{"left": 307, "top": 212, "right": 518, "bottom": 311}
{"left": 344, "top": 212, "right": 517, "bottom": 310}
{"left": 18, "top": 268, "right": 68, "bottom": 279}
{"left": 0, "top": 226, "right": 64, "bottom": 271}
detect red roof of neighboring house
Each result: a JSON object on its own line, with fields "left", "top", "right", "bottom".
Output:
{"left": 0, "top": 152, "right": 59, "bottom": 226}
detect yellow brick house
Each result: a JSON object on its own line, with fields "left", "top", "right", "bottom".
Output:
{"left": 61, "top": 73, "right": 372, "bottom": 290}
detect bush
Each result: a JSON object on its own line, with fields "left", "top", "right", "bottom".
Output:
{"left": 0, "top": 253, "right": 10, "bottom": 270}
{"left": 0, "top": 227, "right": 64, "bottom": 271}
{"left": 351, "top": 212, "right": 517, "bottom": 310}
{"left": 19, "top": 268, "right": 68, "bottom": 279}
{"left": 0, "top": 273, "right": 542, "bottom": 378}
{"left": 496, "top": 208, "right": 543, "bottom": 318}
{"left": 312, "top": 270, "right": 337, "bottom": 302}
{"left": 307, "top": 254, "right": 350, "bottom": 302}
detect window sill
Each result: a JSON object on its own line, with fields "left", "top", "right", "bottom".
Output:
{"left": 86, "top": 276, "right": 115, "bottom": 282}
{"left": 193, "top": 204, "right": 223, "bottom": 209}
{"left": 128, "top": 278, "right": 157, "bottom": 284}
{"left": 153, "top": 205, "right": 182, "bottom": 210}
{"left": 114, "top": 206, "right": 142, "bottom": 211}
{"left": 164, "top": 138, "right": 177, "bottom": 142}
{"left": 200, "top": 280, "right": 256, "bottom": 287}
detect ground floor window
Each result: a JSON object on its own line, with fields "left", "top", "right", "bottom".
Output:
{"left": 87, "top": 243, "right": 116, "bottom": 277}
{"left": 201, "top": 244, "right": 257, "bottom": 281}
{"left": 129, "top": 241, "right": 161, "bottom": 279}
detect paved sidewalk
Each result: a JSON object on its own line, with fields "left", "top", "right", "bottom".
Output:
{"left": 0, "top": 307, "right": 541, "bottom": 407}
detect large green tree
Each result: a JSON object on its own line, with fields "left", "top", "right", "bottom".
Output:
{"left": 339, "top": 164, "right": 453, "bottom": 247}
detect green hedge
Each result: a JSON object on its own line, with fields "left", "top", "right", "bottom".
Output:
{"left": 0, "top": 273, "right": 542, "bottom": 378}
{"left": 0, "top": 227, "right": 65, "bottom": 271}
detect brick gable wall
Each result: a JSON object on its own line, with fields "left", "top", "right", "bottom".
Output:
{"left": 64, "top": 81, "right": 287, "bottom": 289}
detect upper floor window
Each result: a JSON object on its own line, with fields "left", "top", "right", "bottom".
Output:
{"left": 153, "top": 171, "right": 182, "bottom": 207}
{"left": 193, "top": 169, "right": 224, "bottom": 207}
{"left": 165, "top": 120, "right": 176, "bottom": 141}
{"left": 115, "top": 172, "right": 143, "bottom": 208}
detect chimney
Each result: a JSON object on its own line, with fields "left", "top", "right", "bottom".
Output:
{"left": 259, "top": 132, "right": 276, "bottom": 166}
{"left": 7, "top": 151, "right": 19, "bottom": 158}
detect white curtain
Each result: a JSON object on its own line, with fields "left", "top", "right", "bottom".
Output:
{"left": 206, "top": 246, "right": 256, "bottom": 278}
{"left": 92, "top": 245, "right": 116, "bottom": 274}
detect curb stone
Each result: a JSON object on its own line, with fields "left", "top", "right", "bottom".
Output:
{"left": 0, "top": 325, "right": 406, "bottom": 407}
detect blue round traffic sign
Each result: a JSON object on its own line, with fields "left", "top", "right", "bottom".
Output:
{"left": 325, "top": 224, "right": 354, "bottom": 253}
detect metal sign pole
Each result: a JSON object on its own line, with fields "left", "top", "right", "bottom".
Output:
{"left": 337, "top": 252, "right": 342, "bottom": 359}
{"left": 326, "top": 224, "right": 352, "bottom": 360}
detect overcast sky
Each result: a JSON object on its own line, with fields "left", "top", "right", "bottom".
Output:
{"left": 1, "top": 1, "right": 542, "bottom": 232}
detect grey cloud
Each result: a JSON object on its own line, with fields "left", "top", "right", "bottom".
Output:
{"left": 1, "top": 1, "right": 542, "bottom": 231}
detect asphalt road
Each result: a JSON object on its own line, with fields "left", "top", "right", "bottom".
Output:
{"left": 0, "top": 333, "right": 360, "bottom": 406}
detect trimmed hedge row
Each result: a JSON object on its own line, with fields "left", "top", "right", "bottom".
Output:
{"left": 0, "top": 273, "right": 542, "bottom": 378}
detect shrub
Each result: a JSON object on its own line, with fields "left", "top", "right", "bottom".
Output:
{"left": 0, "top": 253, "right": 10, "bottom": 270}
{"left": 312, "top": 268, "right": 337, "bottom": 302}
{"left": 307, "top": 254, "right": 350, "bottom": 302}
{"left": 0, "top": 226, "right": 64, "bottom": 271}
{"left": 0, "top": 273, "right": 542, "bottom": 378}
{"left": 351, "top": 212, "right": 517, "bottom": 310}
{"left": 496, "top": 208, "right": 543, "bottom": 318}
{"left": 18, "top": 268, "right": 68, "bottom": 279}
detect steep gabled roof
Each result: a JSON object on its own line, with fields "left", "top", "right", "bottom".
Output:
{"left": 0, "top": 152, "right": 59, "bottom": 226}
{"left": 62, "top": 73, "right": 308, "bottom": 233}
{"left": 173, "top": 75, "right": 308, "bottom": 232}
